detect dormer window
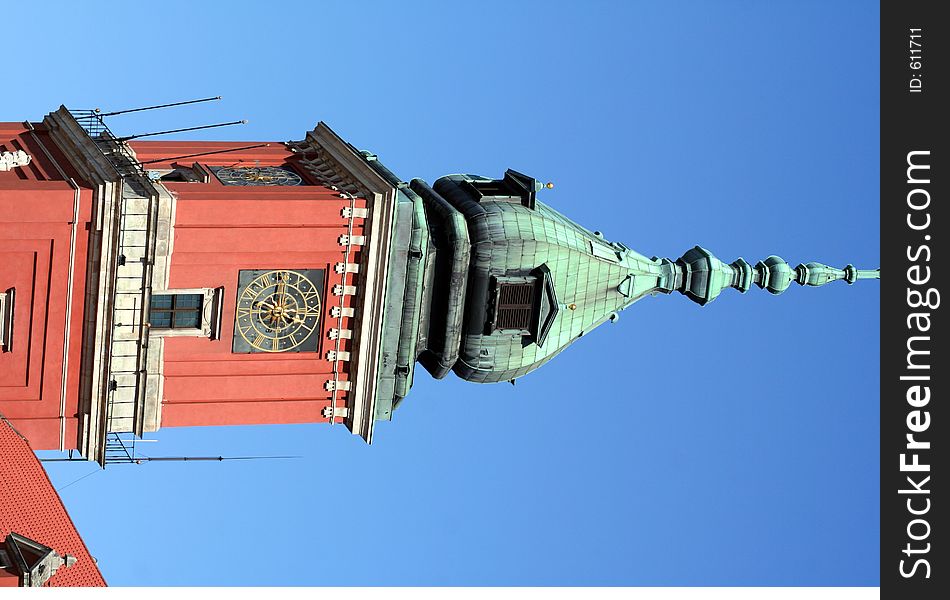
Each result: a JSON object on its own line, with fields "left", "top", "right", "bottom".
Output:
{"left": 494, "top": 282, "right": 535, "bottom": 332}
{"left": 489, "top": 265, "right": 559, "bottom": 346}
{"left": 2, "top": 532, "right": 77, "bottom": 587}
{"left": 466, "top": 169, "right": 540, "bottom": 209}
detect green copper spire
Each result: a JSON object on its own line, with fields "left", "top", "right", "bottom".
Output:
{"left": 364, "top": 158, "right": 880, "bottom": 419}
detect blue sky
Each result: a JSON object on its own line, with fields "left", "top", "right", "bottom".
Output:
{"left": 8, "top": 0, "right": 879, "bottom": 586}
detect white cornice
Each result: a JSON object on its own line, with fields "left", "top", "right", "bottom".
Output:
{"left": 305, "top": 123, "right": 398, "bottom": 444}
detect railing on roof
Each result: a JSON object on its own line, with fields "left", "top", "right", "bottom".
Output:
{"left": 68, "top": 109, "right": 157, "bottom": 465}
{"left": 69, "top": 110, "right": 148, "bottom": 179}
{"left": 103, "top": 432, "right": 139, "bottom": 465}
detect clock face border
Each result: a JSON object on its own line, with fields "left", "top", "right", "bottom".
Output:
{"left": 209, "top": 165, "right": 306, "bottom": 186}
{"left": 231, "top": 268, "right": 327, "bottom": 354}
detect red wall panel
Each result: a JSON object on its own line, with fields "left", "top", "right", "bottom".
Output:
{"left": 129, "top": 140, "right": 363, "bottom": 429}
{"left": 0, "top": 126, "right": 92, "bottom": 451}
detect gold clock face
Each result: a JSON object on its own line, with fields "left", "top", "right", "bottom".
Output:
{"left": 233, "top": 269, "right": 324, "bottom": 353}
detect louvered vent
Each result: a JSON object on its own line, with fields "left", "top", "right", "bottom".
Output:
{"left": 495, "top": 282, "right": 535, "bottom": 331}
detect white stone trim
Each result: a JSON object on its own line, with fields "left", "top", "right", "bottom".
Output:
{"left": 42, "top": 109, "right": 128, "bottom": 464}
{"left": 303, "top": 122, "right": 401, "bottom": 444}
{"left": 333, "top": 284, "right": 357, "bottom": 296}
{"left": 324, "top": 380, "right": 352, "bottom": 392}
{"left": 328, "top": 328, "right": 352, "bottom": 340}
{"left": 327, "top": 350, "right": 351, "bottom": 362}
{"left": 142, "top": 337, "right": 164, "bottom": 433}
{"left": 330, "top": 306, "right": 355, "bottom": 318}
{"left": 334, "top": 262, "right": 360, "bottom": 274}
{"left": 322, "top": 405, "right": 349, "bottom": 419}
{"left": 338, "top": 234, "right": 366, "bottom": 246}
{"left": 341, "top": 206, "right": 369, "bottom": 219}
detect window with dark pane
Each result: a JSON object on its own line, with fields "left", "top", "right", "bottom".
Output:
{"left": 495, "top": 282, "right": 535, "bottom": 331}
{"left": 149, "top": 294, "right": 203, "bottom": 329}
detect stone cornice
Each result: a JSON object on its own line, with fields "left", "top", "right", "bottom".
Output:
{"left": 292, "top": 123, "right": 397, "bottom": 443}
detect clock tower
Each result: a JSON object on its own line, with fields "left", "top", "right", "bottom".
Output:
{"left": 0, "top": 102, "right": 879, "bottom": 464}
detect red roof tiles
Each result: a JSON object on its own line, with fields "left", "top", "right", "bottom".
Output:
{"left": 0, "top": 415, "right": 106, "bottom": 586}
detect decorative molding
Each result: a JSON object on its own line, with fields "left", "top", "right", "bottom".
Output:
{"left": 324, "top": 380, "right": 352, "bottom": 392}
{"left": 341, "top": 206, "right": 369, "bottom": 219}
{"left": 328, "top": 328, "right": 352, "bottom": 340}
{"left": 0, "top": 149, "right": 32, "bottom": 171}
{"left": 338, "top": 234, "right": 366, "bottom": 246}
{"left": 327, "top": 350, "right": 351, "bottom": 361}
{"left": 295, "top": 122, "right": 401, "bottom": 444}
{"left": 334, "top": 262, "right": 360, "bottom": 274}
{"left": 41, "top": 107, "right": 168, "bottom": 464}
{"left": 286, "top": 139, "right": 368, "bottom": 197}
{"left": 321, "top": 405, "right": 349, "bottom": 419}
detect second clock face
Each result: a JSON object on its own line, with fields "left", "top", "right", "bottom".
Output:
{"left": 211, "top": 165, "right": 304, "bottom": 186}
{"left": 232, "top": 269, "right": 325, "bottom": 353}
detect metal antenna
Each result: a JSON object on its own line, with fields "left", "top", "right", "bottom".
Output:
{"left": 138, "top": 143, "right": 271, "bottom": 165}
{"left": 95, "top": 96, "right": 223, "bottom": 118}
{"left": 115, "top": 120, "right": 248, "bottom": 142}
{"left": 41, "top": 455, "right": 301, "bottom": 463}
{"left": 130, "top": 456, "right": 302, "bottom": 462}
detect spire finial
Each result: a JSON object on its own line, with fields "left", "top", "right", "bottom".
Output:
{"left": 655, "top": 246, "right": 880, "bottom": 306}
